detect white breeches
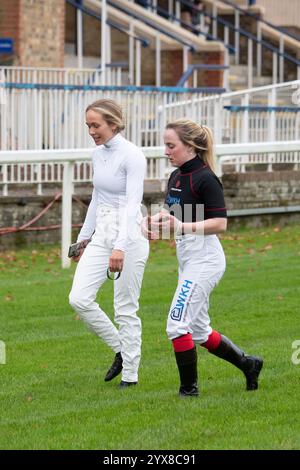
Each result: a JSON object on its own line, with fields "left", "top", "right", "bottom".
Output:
{"left": 69, "top": 206, "right": 149, "bottom": 382}
{"left": 166, "top": 234, "right": 226, "bottom": 344}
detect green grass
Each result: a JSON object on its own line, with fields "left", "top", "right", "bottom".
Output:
{"left": 0, "top": 224, "right": 300, "bottom": 450}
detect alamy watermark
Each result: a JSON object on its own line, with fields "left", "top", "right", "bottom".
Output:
{"left": 0, "top": 340, "right": 6, "bottom": 365}
{"left": 291, "top": 340, "right": 300, "bottom": 365}
{"left": 291, "top": 85, "right": 300, "bottom": 106}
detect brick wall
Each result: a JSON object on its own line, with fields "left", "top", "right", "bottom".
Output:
{"left": 222, "top": 171, "right": 300, "bottom": 210}
{"left": 83, "top": 11, "right": 100, "bottom": 57}
{"left": 193, "top": 51, "right": 225, "bottom": 88}
{"left": 0, "top": 0, "right": 21, "bottom": 65}
{"left": 65, "top": 2, "right": 76, "bottom": 44}
{"left": 19, "top": 0, "right": 65, "bottom": 67}
{"left": 0, "top": 0, "right": 65, "bottom": 67}
{"left": 140, "top": 48, "right": 224, "bottom": 87}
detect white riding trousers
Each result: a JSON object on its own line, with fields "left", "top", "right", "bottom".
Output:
{"left": 166, "top": 234, "right": 226, "bottom": 344}
{"left": 69, "top": 205, "right": 149, "bottom": 382}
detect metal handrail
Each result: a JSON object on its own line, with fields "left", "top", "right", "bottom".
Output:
{"left": 177, "top": 0, "right": 300, "bottom": 66}
{"left": 139, "top": 0, "right": 300, "bottom": 68}
{"left": 107, "top": 0, "right": 196, "bottom": 51}
{"left": 223, "top": 105, "right": 300, "bottom": 113}
{"left": 177, "top": 64, "right": 229, "bottom": 87}
{"left": 0, "top": 82, "right": 225, "bottom": 93}
{"left": 219, "top": 0, "right": 300, "bottom": 43}
{"left": 136, "top": 0, "right": 235, "bottom": 52}
{"left": 66, "top": 0, "right": 149, "bottom": 47}
{"left": 179, "top": 79, "right": 300, "bottom": 102}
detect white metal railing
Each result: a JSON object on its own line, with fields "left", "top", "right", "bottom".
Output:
{"left": 2, "top": 76, "right": 297, "bottom": 153}
{"left": 0, "top": 82, "right": 215, "bottom": 151}
{"left": 159, "top": 81, "right": 300, "bottom": 145}
{"left": 0, "top": 66, "right": 124, "bottom": 87}
{"left": 1, "top": 141, "right": 300, "bottom": 196}
{"left": 1, "top": 141, "right": 299, "bottom": 267}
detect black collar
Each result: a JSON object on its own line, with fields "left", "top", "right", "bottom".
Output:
{"left": 179, "top": 156, "right": 206, "bottom": 174}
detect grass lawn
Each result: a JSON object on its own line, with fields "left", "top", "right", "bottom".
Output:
{"left": 0, "top": 224, "right": 300, "bottom": 450}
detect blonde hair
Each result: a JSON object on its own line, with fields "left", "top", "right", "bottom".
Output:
{"left": 165, "top": 119, "right": 215, "bottom": 171}
{"left": 86, "top": 99, "right": 125, "bottom": 132}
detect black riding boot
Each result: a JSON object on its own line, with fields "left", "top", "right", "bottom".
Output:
{"left": 104, "top": 352, "right": 123, "bottom": 382}
{"left": 175, "top": 347, "right": 199, "bottom": 397}
{"left": 209, "top": 335, "right": 263, "bottom": 390}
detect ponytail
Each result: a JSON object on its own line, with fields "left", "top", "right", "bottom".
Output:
{"left": 200, "top": 125, "right": 215, "bottom": 172}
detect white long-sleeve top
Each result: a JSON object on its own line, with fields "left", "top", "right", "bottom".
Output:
{"left": 77, "top": 133, "right": 146, "bottom": 252}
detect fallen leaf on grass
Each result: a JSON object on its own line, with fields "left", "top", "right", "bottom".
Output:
{"left": 4, "top": 294, "right": 14, "bottom": 301}
{"left": 18, "top": 262, "right": 29, "bottom": 269}
{"left": 2, "top": 253, "right": 17, "bottom": 263}
{"left": 258, "top": 244, "right": 273, "bottom": 252}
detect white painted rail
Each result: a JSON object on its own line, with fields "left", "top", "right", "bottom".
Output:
{"left": 1, "top": 141, "right": 300, "bottom": 268}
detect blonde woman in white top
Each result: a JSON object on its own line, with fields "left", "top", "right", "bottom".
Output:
{"left": 69, "top": 99, "right": 149, "bottom": 388}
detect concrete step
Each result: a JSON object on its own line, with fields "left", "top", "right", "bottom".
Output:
{"left": 229, "top": 64, "right": 250, "bottom": 75}
{"left": 229, "top": 71, "right": 273, "bottom": 91}
{"left": 253, "top": 76, "right": 273, "bottom": 87}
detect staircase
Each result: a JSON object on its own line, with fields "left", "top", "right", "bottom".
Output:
{"left": 229, "top": 64, "right": 273, "bottom": 91}
{"left": 201, "top": 0, "right": 300, "bottom": 90}
{"left": 65, "top": 0, "right": 300, "bottom": 91}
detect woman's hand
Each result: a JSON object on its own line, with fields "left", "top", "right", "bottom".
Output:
{"left": 141, "top": 216, "right": 160, "bottom": 240}
{"left": 72, "top": 239, "right": 90, "bottom": 263}
{"left": 157, "top": 212, "right": 182, "bottom": 236}
{"left": 72, "top": 249, "right": 84, "bottom": 263}
{"left": 109, "top": 249, "right": 125, "bottom": 272}
{"left": 147, "top": 212, "right": 183, "bottom": 239}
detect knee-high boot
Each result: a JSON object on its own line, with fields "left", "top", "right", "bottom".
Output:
{"left": 209, "top": 335, "right": 263, "bottom": 390}
{"left": 175, "top": 346, "right": 199, "bottom": 397}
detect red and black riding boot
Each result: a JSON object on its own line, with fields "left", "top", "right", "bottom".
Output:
{"left": 208, "top": 334, "right": 263, "bottom": 391}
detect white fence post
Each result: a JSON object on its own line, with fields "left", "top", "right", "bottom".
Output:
{"left": 135, "top": 40, "right": 141, "bottom": 87}
{"left": 156, "top": 34, "right": 161, "bottom": 88}
{"left": 273, "top": 52, "right": 278, "bottom": 84}
{"left": 62, "top": 161, "right": 73, "bottom": 269}
{"left": 77, "top": 4, "right": 83, "bottom": 69}
{"left": 129, "top": 20, "right": 135, "bottom": 85}
{"left": 248, "top": 39, "right": 253, "bottom": 90}
{"left": 257, "top": 22, "right": 262, "bottom": 77}
{"left": 241, "top": 94, "right": 249, "bottom": 173}
{"left": 2, "top": 164, "right": 8, "bottom": 196}
{"left": 268, "top": 88, "right": 276, "bottom": 171}
{"left": 183, "top": 46, "right": 189, "bottom": 76}
{"left": 279, "top": 35, "right": 284, "bottom": 83}
{"left": 235, "top": 10, "right": 240, "bottom": 66}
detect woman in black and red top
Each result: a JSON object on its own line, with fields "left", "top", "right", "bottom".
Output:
{"left": 146, "top": 119, "right": 263, "bottom": 397}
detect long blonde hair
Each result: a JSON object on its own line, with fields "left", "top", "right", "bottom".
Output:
{"left": 86, "top": 99, "right": 125, "bottom": 133}
{"left": 165, "top": 119, "right": 215, "bottom": 171}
